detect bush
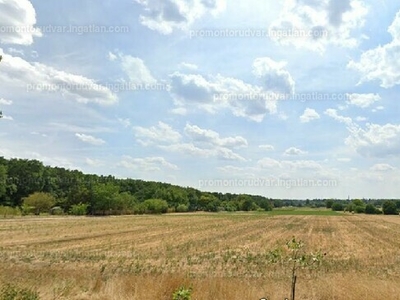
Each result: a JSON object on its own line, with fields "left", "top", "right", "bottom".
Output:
{"left": 331, "top": 202, "right": 343, "bottom": 211}
{"left": 354, "top": 206, "right": 365, "bottom": 214}
{"left": 69, "top": 203, "right": 88, "bottom": 216}
{"left": 142, "top": 199, "right": 168, "bottom": 214}
{"left": 22, "top": 192, "right": 56, "bottom": 215}
{"left": 365, "top": 204, "right": 379, "bottom": 214}
{"left": 0, "top": 284, "right": 40, "bottom": 300}
{"left": 382, "top": 201, "right": 398, "bottom": 215}
{"left": 176, "top": 204, "right": 189, "bottom": 213}
{"left": 0, "top": 206, "right": 19, "bottom": 218}
{"left": 172, "top": 287, "right": 192, "bottom": 300}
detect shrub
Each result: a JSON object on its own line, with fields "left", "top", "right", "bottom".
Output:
{"left": 142, "top": 199, "right": 168, "bottom": 214}
{"left": 0, "top": 284, "right": 40, "bottom": 300}
{"left": 331, "top": 202, "right": 343, "bottom": 211}
{"left": 354, "top": 206, "right": 365, "bottom": 214}
{"left": 22, "top": 192, "right": 56, "bottom": 215}
{"left": 0, "top": 206, "right": 19, "bottom": 218}
{"left": 172, "top": 287, "right": 192, "bottom": 300}
{"left": 176, "top": 204, "right": 189, "bottom": 213}
{"left": 365, "top": 204, "right": 379, "bottom": 214}
{"left": 382, "top": 201, "right": 398, "bottom": 215}
{"left": 69, "top": 203, "right": 88, "bottom": 216}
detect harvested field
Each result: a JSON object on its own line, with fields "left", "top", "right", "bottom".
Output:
{"left": 0, "top": 213, "right": 399, "bottom": 299}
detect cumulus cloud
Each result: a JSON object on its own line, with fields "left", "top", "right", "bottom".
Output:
{"left": 346, "top": 93, "right": 381, "bottom": 108}
{"left": 0, "top": 98, "right": 13, "bottom": 105}
{"left": 160, "top": 143, "right": 246, "bottom": 162}
{"left": 269, "top": 0, "right": 368, "bottom": 52}
{"left": 134, "top": 0, "right": 226, "bottom": 34}
{"left": 348, "top": 10, "right": 400, "bottom": 88}
{"left": 184, "top": 123, "right": 247, "bottom": 148}
{"left": 0, "top": 52, "right": 118, "bottom": 105}
{"left": 325, "top": 107, "right": 400, "bottom": 158}
{"left": 252, "top": 57, "right": 295, "bottom": 95}
{"left": 324, "top": 108, "right": 353, "bottom": 126}
{"left": 109, "top": 52, "right": 157, "bottom": 85}
{"left": 119, "top": 155, "right": 179, "bottom": 171}
{"left": 300, "top": 108, "right": 320, "bottom": 123}
{"left": 259, "top": 144, "right": 275, "bottom": 151}
{"left": 132, "top": 122, "right": 246, "bottom": 161}
{"left": 75, "top": 133, "right": 106, "bottom": 146}
{"left": 257, "top": 157, "right": 322, "bottom": 170}
{"left": 0, "top": 0, "right": 42, "bottom": 45}
{"left": 168, "top": 57, "right": 295, "bottom": 122}
{"left": 370, "top": 163, "right": 395, "bottom": 172}
{"left": 345, "top": 123, "right": 400, "bottom": 157}
{"left": 283, "top": 147, "right": 308, "bottom": 156}
{"left": 133, "top": 121, "right": 182, "bottom": 145}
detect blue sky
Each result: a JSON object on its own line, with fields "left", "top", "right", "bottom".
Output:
{"left": 1, "top": 0, "right": 400, "bottom": 199}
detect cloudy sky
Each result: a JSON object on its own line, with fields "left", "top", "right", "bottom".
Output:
{"left": 1, "top": 0, "right": 400, "bottom": 199}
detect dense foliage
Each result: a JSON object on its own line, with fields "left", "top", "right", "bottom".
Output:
{"left": 0, "top": 157, "right": 273, "bottom": 215}
{"left": 0, "top": 157, "right": 398, "bottom": 216}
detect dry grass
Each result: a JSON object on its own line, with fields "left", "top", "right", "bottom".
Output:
{"left": 0, "top": 213, "right": 399, "bottom": 299}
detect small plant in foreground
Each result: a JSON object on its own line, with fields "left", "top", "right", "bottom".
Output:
{"left": 0, "top": 284, "right": 40, "bottom": 300}
{"left": 172, "top": 286, "right": 192, "bottom": 300}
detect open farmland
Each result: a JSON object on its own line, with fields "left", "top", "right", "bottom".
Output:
{"left": 0, "top": 213, "right": 400, "bottom": 300}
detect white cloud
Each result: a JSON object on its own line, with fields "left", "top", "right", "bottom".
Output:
{"left": 269, "top": 0, "right": 368, "bottom": 52}
{"left": 133, "top": 122, "right": 182, "bottom": 145}
{"left": 0, "top": 0, "right": 42, "bottom": 45}
{"left": 119, "top": 155, "right": 179, "bottom": 171}
{"left": 324, "top": 108, "right": 353, "bottom": 126}
{"left": 0, "top": 98, "right": 13, "bottom": 105}
{"left": 1, "top": 115, "right": 13, "bottom": 121}
{"left": 346, "top": 93, "right": 380, "bottom": 108}
{"left": 257, "top": 157, "right": 322, "bottom": 170}
{"left": 184, "top": 123, "right": 247, "bottom": 148}
{"left": 134, "top": 0, "right": 226, "bottom": 34}
{"left": 345, "top": 123, "right": 400, "bottom": 157}
{"left": 121, "top": 55, "right": 156, "bottom": 85}
{"left": 252, "top": 57, "right": 295, "bottom": 95}
{"left": 348, "top": 10, "right": 400, "bottom": 88}
{"left": 75, "top": 133, "right": 106, "bottom": 146}
{"left": 180, "top": 62, "right": 198, "bottom": 70}
{"left": 259, "top": 144, "right": 274, "bottom": 151}
{"left": 0, "top": 52, "right": 118, "bottom": 105}
{"left": 370, "top": 163, "right": 395, "bottom": 172}
{"left": 161, "top": 143, "right": 246, "bottom": 162}
{"left": 283, "top": 147, "right": 307, "bottom": 156}
{"left": 300, "top": 108, "right": 320, "bottom": 123}
{"left": 168, "top": 57, "right": 295, "bottom": 122}
{"left": 85, "top": 158, "right": 104, "bottom": 167}
{"left": 118, "top": 118, "right": 131, "bottom": 128}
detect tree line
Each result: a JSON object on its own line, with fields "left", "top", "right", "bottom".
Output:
{"left": 0, "top": 157, "right": 398, "bottom": 216}
{"left": 0, "top": 157, "right": 273, "bottom": 215}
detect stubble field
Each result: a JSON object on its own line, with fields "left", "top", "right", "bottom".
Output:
{"left": 0, "top": 212, "right": 399, "bottom": 299}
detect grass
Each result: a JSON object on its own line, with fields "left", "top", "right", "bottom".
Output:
{"left": 0, "top": 213, "right": 399, "bottom": 299}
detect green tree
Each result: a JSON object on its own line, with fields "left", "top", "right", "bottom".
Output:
{"left": 325, "top": 199, "right": 334, "bottom": 209}
{"left": 22, "top": 192, "right": 56, "bottom": 215}
{"left": 142, "top": 199, "right": 168, "bottom": 214}
{"left": 331, "top": 202, "right": 343, "bottom": 211}
{"left": 69, "top": 203, "right": 88, "bottom": 215}
{"left": 382, "top": 201, "right": 398, "bottom": 215}
{"left": 91, "top": 183, "right": 120, "bottom": 215}
{"left": 365, "top": 204, "right": 380, "bottom": 214}
{"left": 0, "top": 164, "right": 7, "bottom": 202}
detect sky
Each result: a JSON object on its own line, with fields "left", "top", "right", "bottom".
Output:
{"left": 1, "top": 0, "right": 400, "bottom": 199}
